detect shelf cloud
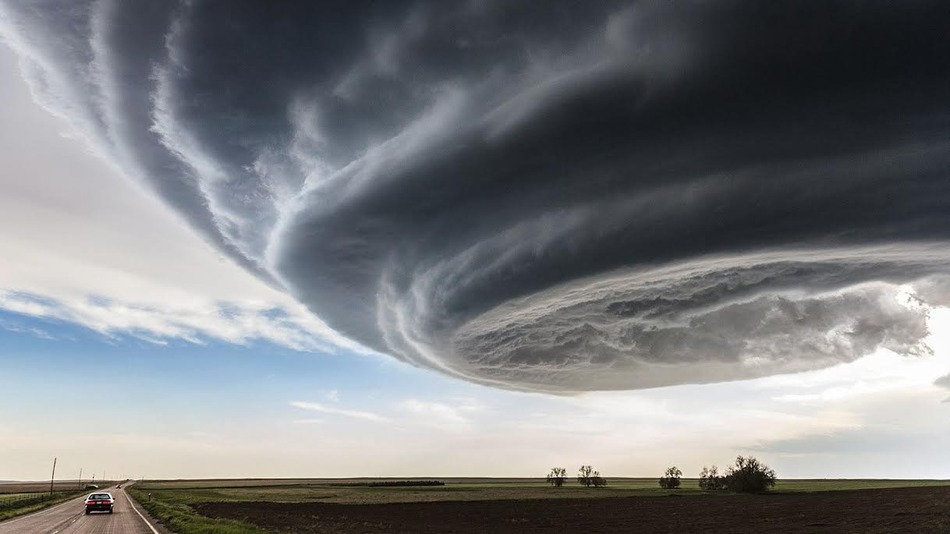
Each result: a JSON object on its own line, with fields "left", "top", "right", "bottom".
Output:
{"left": 3, "top": 1, "right": 949, "bottom": 392}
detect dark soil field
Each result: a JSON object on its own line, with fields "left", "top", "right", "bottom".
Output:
{"left": 193, "top": 485, "right": 950, "bottom": 533}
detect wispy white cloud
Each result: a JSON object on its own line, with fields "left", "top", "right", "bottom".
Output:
{"left": 0, "top": 317, "right": 56, "bottom": 340}
{"left": 0, "top": 289, "right": 340, "bottom": 352}
{"left": 290, "top": 401, "right": 388, "bottom": 422}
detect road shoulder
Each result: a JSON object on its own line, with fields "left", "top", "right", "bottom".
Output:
{"left": 123, "top": 487, "right": 175, "bottom": 534}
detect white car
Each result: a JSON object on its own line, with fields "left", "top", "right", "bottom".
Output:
{"left": 84, "top": 492, "right": 114, "bottom": 514}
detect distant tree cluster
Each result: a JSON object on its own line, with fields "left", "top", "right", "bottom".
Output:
{"left": 546, "top": 455, "right": 774, "bottom": 493}
{"left": 698, "top": 456, "right": 776, "bottom": 493}
{"left": 546, "top": 466, "right": 607, "bottom": 488}
{"left": 577, "top": 465, "right": 607, "bottom": 487}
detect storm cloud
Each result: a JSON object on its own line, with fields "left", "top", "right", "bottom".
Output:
{"left": 3, "top": 1, "right": 949, "bottom": 391}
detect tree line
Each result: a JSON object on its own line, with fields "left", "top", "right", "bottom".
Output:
{"left": 547, "top": 456, "right": 776, "bottom": 493}
{"left": 657, "top": 456, "right": 778, "bottom": 493}
{"left": 546, "top": 465, "right": 607, "bottom": 488}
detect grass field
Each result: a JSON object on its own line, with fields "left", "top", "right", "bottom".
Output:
{"left": 127, "top": 486, "right": 272, "bottom": 534}
{"left": 0, "top": 489, "right": 87, "bottom": 522}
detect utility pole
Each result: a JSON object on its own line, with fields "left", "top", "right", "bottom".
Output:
{"left": 49, "top": 457, "right": 57, "bottom": 496}
{"left": 78, "top": 468, "right": 82, "bottom": 490}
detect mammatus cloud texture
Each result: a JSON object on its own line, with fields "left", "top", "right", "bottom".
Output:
{"left": 3, "top": 1, "right": 949, "bottom": 391}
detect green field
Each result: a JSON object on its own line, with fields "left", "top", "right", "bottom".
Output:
{"left": 131, "top": 477, "right": 950, "bottom": 507}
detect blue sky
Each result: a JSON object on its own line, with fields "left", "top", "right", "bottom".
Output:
{"left": 4, "top": 299, "right": 950, "bottom": 481}
{"left": 2, "top": 4, "right": 950, "bottom": 483}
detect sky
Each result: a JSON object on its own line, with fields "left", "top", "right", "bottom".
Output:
{"left": 1, "top": 0, "right": 950, "bottom": 481}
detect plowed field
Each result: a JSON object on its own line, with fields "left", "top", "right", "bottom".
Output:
{"left": 193, "top": 485, "right": 950, "bottom": 533}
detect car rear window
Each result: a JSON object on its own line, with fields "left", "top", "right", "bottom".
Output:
{"left": 90, "top": 493, "right": 111, "bottom": 499}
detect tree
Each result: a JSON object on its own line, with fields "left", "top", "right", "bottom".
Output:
{"left": 577, "top": 465, "right": 594, "bottom": 487}
{"left": 577, "top": 467, "right": 607, "bottom": 488}
{"left": 699, "top": 456, "right": 776, "bottom": 493}
{"left": 724, "top": 456, "right": 776, "bottom": 493}
{"left": 546, "top": 467, "right": 567, "bottom": 487}
{"left": 658, "top": 466, "right": 682, "bottom": 489}
{"left": 698, "top": 465, "right": 725, "bottom": 491}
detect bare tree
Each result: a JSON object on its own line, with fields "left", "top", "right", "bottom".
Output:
{"left": 591, "top": 471, "right": 608, "bottom": 487}
{"left": 658, "top": 466, "right": 682, "bottom": 489}
{"left": 699, "top": 465, "right": 724, "bottom": 491}
{"left": 577, "top": 465, "right": 594, "bottom": 487}
{"left": 546, "top": 467, "right": 567, "bottom": 487}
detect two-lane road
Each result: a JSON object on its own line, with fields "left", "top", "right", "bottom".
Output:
{"left": 0, "top": 485, "right": 165, "bottom": 534}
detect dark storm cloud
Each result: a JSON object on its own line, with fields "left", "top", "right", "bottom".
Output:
{"left": 3, "top": 0, "right": 949, "bottom": 391}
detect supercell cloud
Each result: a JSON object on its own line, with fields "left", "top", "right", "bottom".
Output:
{"left": 3, "top": 1, "right": 949, "bottom": 391}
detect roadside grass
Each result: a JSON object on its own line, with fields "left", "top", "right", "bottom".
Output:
{"left": 0, "top": 490, "right": 86, "bottom": 522}
{"left": 127, "top": 487, "right": 274, "bottom": 534}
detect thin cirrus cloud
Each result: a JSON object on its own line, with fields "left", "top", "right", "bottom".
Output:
{"left": 290, "top": 401, "right": 389, "bottom": 423}
{"left": 291, "top": 399, "right": 479, "bottom": 427}
{"left": 2, "top": 1, "right": 950, "bottom": 392}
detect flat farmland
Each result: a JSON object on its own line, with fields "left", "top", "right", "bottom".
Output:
{"left": 0, "top": 481, "right": 103, "bottom": 493}
{"left": 130, "top": 478, "right": 950, "bottom": 533}
{"left": 139, "top": 479, "right": 677, "bottom": 506}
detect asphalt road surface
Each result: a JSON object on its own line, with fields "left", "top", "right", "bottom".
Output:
{"left": 0, "top": 485, "right": 166, "bottom": 534}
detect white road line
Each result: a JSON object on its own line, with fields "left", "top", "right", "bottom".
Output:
{"left": 124, "top": 492, "right": 159, "bottom": 534}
